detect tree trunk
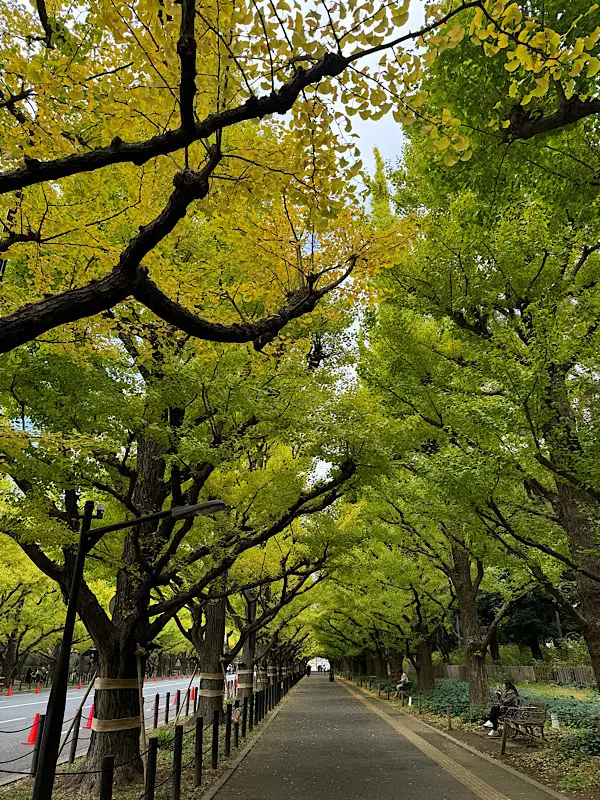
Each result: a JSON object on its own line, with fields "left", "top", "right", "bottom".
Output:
{"left": 195, "top": 590, "right": 226, "bottom": 722}
{"left": 82, "top": 640, "right": 142, "bottom": 791}
{"left": 554, "top": 483, "right": 600, "bottom": 690}
{"left": 415, "top": 640, "right": 435, "bottom": 692}
{"left": 451, "top": 546, "right": 489, "bottom": 708}
{"left": 372, "top": 650, "right": 387, "bottom": 677}
{"left": 542, "top": 370, "right": 600, "bottom": 690}
{"left": 238, "top": 597, "right": 257, "bottom": 701}
{"left": 387, "top": 650, "right": 403, "bottom": 681}
{"left": 81, "top": 432, "right": 168, "bottom": 786}
{"left": 2, "top": 635, "right": 17, "bottom": 685}
{"left": 528, "top": 636, "right": 543, "bottom": 662}
{"left": 489, "top": 628, "right": 501, "bottom": 664}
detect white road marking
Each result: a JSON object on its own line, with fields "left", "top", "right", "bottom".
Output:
{"left": 0, "top": 717, "right": 26, "bottom": 724}
{"left": 0, "top": 700, "right": 53, "bottom": 709}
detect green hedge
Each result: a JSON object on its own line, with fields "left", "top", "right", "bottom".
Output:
{"left": 403, "top": 679, "right": 600, "bottom": 730}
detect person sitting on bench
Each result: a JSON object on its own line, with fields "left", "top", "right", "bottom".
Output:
{"left": 484, "top": 679, "right": 519, "bottom": 737}
{"left": 395, "top": 671, "right": 409, "bottom": 697}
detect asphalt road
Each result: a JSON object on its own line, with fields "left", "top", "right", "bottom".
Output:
{"left": 0, "top": 676, "right": 198, "bottom": 786}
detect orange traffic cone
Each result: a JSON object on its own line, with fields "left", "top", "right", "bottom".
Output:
{"left": 191, "top": 686, "right": 195, "bottom": 701}
{"left": 153, "top": 674, "right": 157, "bottom": 682}
{"left": 77, "top": 680, "right": 82, "bottom": 690}
{"left": 23, "top": 713, "right": 40, "bottom": 745}
{"left": 6, "top": 684, "right": 12, "bottom": 697}
{"left": 84, "top": 704, "right": 94, "bottom": 729}
{"left": 35, "top": 683, "right": 40, "bottom": 694}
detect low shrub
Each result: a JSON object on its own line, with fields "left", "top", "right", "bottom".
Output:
{"left": 557, "top": 728, "right": 600, "bottom": 760}
{"left": 519, "top": 688, "right": 600, "bottom": 730}
{"left": 399, "top": 678, "right": 600, "bottom": 730}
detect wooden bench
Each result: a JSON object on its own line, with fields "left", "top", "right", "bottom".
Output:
{"left": 501, "top": 704, "right": 547, "bottom": 741}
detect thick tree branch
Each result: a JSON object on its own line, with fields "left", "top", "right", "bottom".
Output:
{"left": 505, "top": 96, "right": 600, "bottom": 143}
{"left": 177, "top": 0, "right": 197, "bottom": 129}
{"left": 133, "top": 255, "right": 357, "bottom": 351}
{"left": 0, "top": 152, "right": 221, "bottom": 352}
{"left": 0, "top": 52, "right": 348, "bottom": 195}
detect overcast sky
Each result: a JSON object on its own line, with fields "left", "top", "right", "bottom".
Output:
{"left": 351, "top": 1, "right": 426, "bottom": 175}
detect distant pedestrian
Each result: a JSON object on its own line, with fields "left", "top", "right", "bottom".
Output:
{"left": 329, "top": 668, "right": 334, "bottom": 682}
{"left": 395, "top": 671, "right": 408, "bottom": 697}
{"left": 25, "top": 667, "right": 33, "bottom": 683}
{"left": 305, "top": 664, "right": 312, "bottom": 677}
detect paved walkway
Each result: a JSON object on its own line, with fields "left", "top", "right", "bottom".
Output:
{"left": 213, "top": 674, "right": 563, "bottom": 800}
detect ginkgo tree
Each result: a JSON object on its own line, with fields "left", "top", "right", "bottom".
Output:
{"left": 363, "top": 82, "right": 600, "bottom": 691}
{"left": 0, "top": 535, "right": 75, "bottom": 685}
{"left": 4, "top": 1, "right": 600, "bottom": 351}
{"left": 0, "top": 305, "right": 383, "bottom": 783}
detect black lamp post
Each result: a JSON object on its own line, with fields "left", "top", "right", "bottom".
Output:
{"left": 32, "top": 499, "right": 226, "bottom": 800}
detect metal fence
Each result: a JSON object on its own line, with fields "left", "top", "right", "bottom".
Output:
{"left": 0, "top": 672, "right": 302, "bottom": 799}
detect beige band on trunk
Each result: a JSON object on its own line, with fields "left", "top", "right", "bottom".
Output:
{"left": 198, "top": 689, "right": 224, "bottom": 697}
{"left": 91, "top": 715, "right": 141, "bottom": 732}
{"left": 198, "top": 673, "right": 224, "bottom": 680}
{"left": 237, "top": 683, "right": 254, "bottom": 689}
{"left": 95, "top": 678, "right": 139, "bottom": 690}
{"left": 236, "top": 670, "right": 253, "bottom": 675}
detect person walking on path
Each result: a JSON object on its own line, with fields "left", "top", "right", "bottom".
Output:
{"left": 483, "top": 679, "right": 519, "bottom": 737}
{"left": 305, "top": 664, "right": 312, "bottom": 677}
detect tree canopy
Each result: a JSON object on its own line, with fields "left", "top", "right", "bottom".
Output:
{"left": 3, "top": 0, "right": 600, "bottom": 791}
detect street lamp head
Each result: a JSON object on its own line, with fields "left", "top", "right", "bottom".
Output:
{"left": 96, "top": 503, "right": 106, "bottom": 519}
{"left": 170, "top": 499, "right": 227, "bottom": 520}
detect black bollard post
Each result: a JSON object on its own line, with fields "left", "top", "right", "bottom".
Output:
{"left": 31, "top": 714, "right": 45, "bottom": 777}
{"left": 242, "top": 696, "right": 248, "bottom": 737}
{"left": 185, "top": 688, "right": 190, "bottom": 717}
{"left": 194, "top": 716, "right": 204, "bottom": 787}
{"left": 193, "top": 685, "right": 198, "bottom": 715}
{"left": 211, "top": 709, "right": 219, "bottom": 770}
{"left": 234, "top": 700, "right": 240, "bottom": 748}
{"left": 172, "top": 725, "right": 183, "bottom": 800}
{"left": 69, "top": 710, "right": 81, "bottom": 764}
{"left": 175, "top": 689, "right": 181, "bottom": 718}
{"left": 99, "top": 756, "right": 114, "bottom": 800}
{"left": 225, "top": 703, "right": 232, "bottom": 757}
{"left": 249, "top": 694, "right": 254, "bottom": 732}
{"left": 153, "top": 693, "right": 160, "bottom": 729}
{"left": 145, "top": 737, "right": 158, "bottom": 800}
{"left": 165, "top": 691, "right": 170, "bottom": 724}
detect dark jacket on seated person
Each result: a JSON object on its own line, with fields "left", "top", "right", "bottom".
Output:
{"left": 499, "top": 687, "right": 518, "bottom": 707}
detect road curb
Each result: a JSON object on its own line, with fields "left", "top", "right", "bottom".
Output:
{"left": 199, "top": 679, "right": 303, "bottom": 800}
{"left": 341, "top": 678, "right": 568, "bottom": 800}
